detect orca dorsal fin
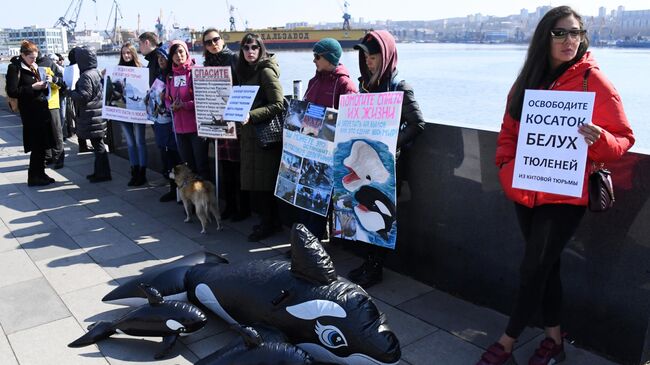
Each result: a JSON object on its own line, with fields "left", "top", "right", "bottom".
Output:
{"left": 139, "top": 283, "right": 164, "bottom": 305}
{"left": 289, "top": 224, "right": 337, "bottom": 285}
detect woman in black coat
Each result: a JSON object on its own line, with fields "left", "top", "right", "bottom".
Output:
{"left": 5, "top": 40, "right": 55, "bottom": 186}
{"left": 202, "top": 28, "right": 250, "bottom": 221}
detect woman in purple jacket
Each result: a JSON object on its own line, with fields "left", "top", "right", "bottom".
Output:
{"left": 298, "top": 38, "right": 357, "bottom": 239}
{"left": 303, "top": 38, "right": 358, "bottom": 109}
{"left": 165, "top": 40, "right": 210, "bottom": 180}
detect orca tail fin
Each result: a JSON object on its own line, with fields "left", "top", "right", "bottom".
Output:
{"left": 68, "top": 321, "right": 115, "bottom": 347}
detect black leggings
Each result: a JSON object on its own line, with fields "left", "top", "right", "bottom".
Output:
{"left": 505, "top": 203, "right": 586, "bottom": 339}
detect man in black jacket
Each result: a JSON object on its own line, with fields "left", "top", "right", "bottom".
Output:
{"left": 138, "top": 32, "right": 162, "bottom": 87}
{"left": 37, "top": 53, "right": 66, "bottom": 169}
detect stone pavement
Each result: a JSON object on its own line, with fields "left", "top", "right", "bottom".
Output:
{"left": 0, "top": 110, "right": 618, "bottom": 364}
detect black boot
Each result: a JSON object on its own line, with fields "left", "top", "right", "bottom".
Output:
{"left": 348, "top": 254, "right": 373, "bottom": 281}
{"left": 133, "top": 166, "right": 147, "bottom": 186}
{"left": 53, "top": 152, "right": 64, "bottom": 169}
{"left": 350, "top": 259, "right": 383, "bottom": 289}
{"left": 78, "top": 140, "right": 92, "bottom": 153}
{"left": 159, "top": 180, "right": 177, "bottom": 202}
{"left": 89, "top": 152, "right": 112, "bottom": 183}
{"left": 127, "top": 165, "right": 139, "bottom": 186}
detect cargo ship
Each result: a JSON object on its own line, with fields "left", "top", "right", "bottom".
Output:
{"left": 220, "top": 27, "right": 367, "bottom": 50}
{"left": 212, "top": 2, "right": 367, "bottom": 50}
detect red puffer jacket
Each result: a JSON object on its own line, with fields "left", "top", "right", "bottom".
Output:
{"left": 495, "top": 52, "right": 635, "bottom": 208}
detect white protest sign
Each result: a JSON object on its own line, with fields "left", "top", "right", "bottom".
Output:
{"left": 222, "top": 85, "right": 259, "bottom": 122}
{"left": 512, "top": 89, "right": 595, "bottom": 197}
{"left": 192, "top": 66, "right": 236, "bottom": 139}
{"left": 63, "top": 64, "right": 79, "bottom": 91}
{"left": 331, "top": 91, "right": 403, "bottom": 249}
{"left": 102, "top": 65, "right": 151, "bottom": 124}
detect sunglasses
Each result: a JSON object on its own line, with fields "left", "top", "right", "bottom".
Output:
{"left": 550, "top": 28, "right": 587, "bottom": 42}
{"left": 314, "top": 53, "right": 327, "bottom": 60}
{"left": 242, "top": 44, "right": 260, "bottom": 52}
{"left": 203, "top": 36, "right": 221, "bottom": 46}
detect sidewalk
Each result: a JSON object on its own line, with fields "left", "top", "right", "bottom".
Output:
{"left": 0, "top": 109, "right": 618, "bottom": 364}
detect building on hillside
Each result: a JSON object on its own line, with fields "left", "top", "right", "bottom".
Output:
{"left": 6, "top": 26, "right": 68, "bottom": 54}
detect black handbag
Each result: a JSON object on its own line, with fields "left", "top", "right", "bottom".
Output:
{"left": 254, "top": 114, "right": 283, "bottom": 150}
{"left": 253, "top": 97, "right": 289, "bottom": 150}
{"left": 588, "top": 164, "right": 614, "bottom": 212}
{"left": 582, "top": 69, "right": 614, "bottom": 212}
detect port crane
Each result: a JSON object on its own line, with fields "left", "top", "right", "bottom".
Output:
{"left": 54, "top": 0, "right": 95, "bottom": 40}
{"left": 104, "top": 0, "right": 123, "bottom": 46}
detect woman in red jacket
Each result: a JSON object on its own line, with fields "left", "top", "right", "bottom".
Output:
{"left": 477, "top": 6, "right": 634, "bottom": 365}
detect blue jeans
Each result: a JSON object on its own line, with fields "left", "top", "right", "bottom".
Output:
{"left": 119, "top": 122, "right": 147, "bottom": 167}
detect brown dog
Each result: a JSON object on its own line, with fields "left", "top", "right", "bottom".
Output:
{"left": 170, "top": 164, "right": 222, "bottom": 234}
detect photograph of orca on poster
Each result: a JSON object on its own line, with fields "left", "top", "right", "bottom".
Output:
{"left": 275, "top": 99, "right": 338, "bottom": 216}
{"left": 332, "top": 92, "right": 403, "bottom": 249}
{"left": 192, "top": 66, "right": 237, "bottom": 139}
{"left": 102, "top": 66, "right": 151, "bottom": 124}
{"left": 512, "top": 89, "right": 595, "bottom": 198}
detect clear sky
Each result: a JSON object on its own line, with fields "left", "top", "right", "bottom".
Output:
{"left": 7, "top": 0, "right": 650, "bottom": 32}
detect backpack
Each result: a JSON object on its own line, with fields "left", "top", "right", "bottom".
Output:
{"left": 6, "top": 65, "right": 21, "bottom": 113}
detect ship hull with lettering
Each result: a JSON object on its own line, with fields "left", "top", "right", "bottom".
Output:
{"left": 221, "top": 28, "right": 367, "bottom": 49}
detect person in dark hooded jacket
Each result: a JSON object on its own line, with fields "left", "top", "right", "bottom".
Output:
{"left": 70, "top": 46, "right": 111, "bottom": 183}
{"left": 347, "top": 30, "right": 426, "bottom": 288}
{"left": 5, "top": 40, "right": 56, "bottom": 186}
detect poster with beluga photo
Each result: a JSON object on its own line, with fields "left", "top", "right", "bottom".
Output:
{"left": 192, "top": 66, "right": 236, "bottom": 139}
{"left": 274, "top": 99, "right": 338, "bottom": 217}
{"left": 102, "top": 66, "right": 151, "bottom": 124}
{"left": 331, "top": 92, "right": 403, "bottom": 249}
{"left": 512, "top": 89, "right": 595, "bottom": 197}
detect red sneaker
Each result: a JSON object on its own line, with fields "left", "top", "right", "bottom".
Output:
{"left": 476, "top": 343, "right": 517, "bottom": 365}
{"left": 528, "top": 338, "right": 565, "bottom": 365}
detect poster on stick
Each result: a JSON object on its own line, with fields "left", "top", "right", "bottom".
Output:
{"left": 192, "top": 66, "right": 236, "bottom": 139}
{"left": 102, "top": 66, "right": 151, "bottom": 124}
{"left": 222, "top": 85, "right": 259, "bottom": 122}
{"left": 512, "top": 89, "right": 595, "bottom": 198}
{"left": 331, "top": 92, "right": 403, "bottom": 249}
{"left": 275, "top": 100, "right": 337, "bottom": 216}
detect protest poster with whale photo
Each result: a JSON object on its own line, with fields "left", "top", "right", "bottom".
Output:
{"left": 332, "top": 92, "right": 403, "bottom": 249}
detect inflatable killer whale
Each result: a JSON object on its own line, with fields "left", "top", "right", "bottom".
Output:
{"left": 69, "top": 284, "right": 207, "bottom": 359}
{"left": 197, "top": 324, "right": 315, "bottom": 365}
{"left": 103, "top": 224, "right": 401, "bottom": 365}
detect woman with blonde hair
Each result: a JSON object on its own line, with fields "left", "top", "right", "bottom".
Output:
{"left": 115, "top": 42, "right": 149, "bottom": 186}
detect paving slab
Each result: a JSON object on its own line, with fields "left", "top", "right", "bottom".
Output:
{"left": 16, "top": 227, "right": 82, "bottom": 262}
{"left": 367, "top": 268, "right": 435, "bottom": 306}
{"left": 196, "top": 227, "right": 284, "bottom": 264}
{"left": 99, "top": 251, "right": 163, "bottom": 284}
{"left": 0, "top": 223, "right": 20, "bottom": 253}
{"left": 0, "top": 278, "right": 70, "bottom": 334}
{"left": 0, "top": 249, "right": 42, "bottom": 288}
{"left": 36, "top": 251, "right": 113, "bottom": 295}
{"left": 7, "top": 317, "right": 109, "bottom": 365}
{"left": 0, "top": 324, "right": 18, "bottom": 365}
{"left": 134, "top": 228, "right": 205, "bottom": 260}
{"left": 401, "top": 330, "right": 485, "bottom": 365}
{"left": 374, "top": 298, "right": 440, "bottom": 347}
{"left": 397, "top": 288, "right": 542, "bottom": 349}
{"left": 72, "top": 226, "right": 145, "bottom": 263}
{"left": 60, "top": 281, "right": 130, "bottom": 328}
